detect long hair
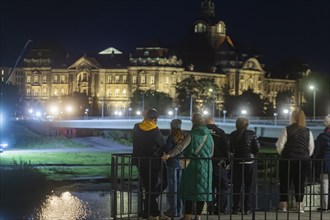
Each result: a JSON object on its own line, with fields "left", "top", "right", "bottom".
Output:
{"left": 290, "top": 108, "right": 306, "bottom": 128}
{"left": 171, "top": 127, "right": 185, "bottom": 144}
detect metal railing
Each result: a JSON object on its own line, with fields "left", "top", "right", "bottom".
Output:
{"left": 110, "top": 154, "right": 330, "bottom": 220}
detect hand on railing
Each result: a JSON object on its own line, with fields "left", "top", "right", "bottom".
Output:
{"left": 162, "top": 152, "right": 170, "bottom": 161}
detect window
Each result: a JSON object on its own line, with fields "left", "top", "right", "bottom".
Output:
{"left": 194, "top": 23, "right": 206, "bottom": 33}
{"left": 107, "top": 76, "right": 112, "bottom": 83}
{"left": 27, "top": 76, "right": 31, "bottom": 83}
{"left": 27, "top": 88, "right": 31, "bottom": 96}
{"left": 115, "top": 88, "right": 120, "bottom": 97}
{"left": 34, "top": 75, "right": 39, "bottom": 83}
{"left": 43, "top": 76, "right": 47, "bottom": 83}
{"left": 217, "top": 23, "right": 224, "bottom": 33}
{"left": 140, "top": 75, "right": 146, "bottom": 84}
{"left": 43, "top": 88, "right": 47, "bottom": 96}
{"left": 33, "top": 89, "right": 38, "bottom": 96}
{"left": 115, "top": 76, "right": 120, "bottom": 83}
{"left": 150, "top": 76, "right": 155, "bottom": 84}
{"left": 60, "top": 76, "right": 65, "bottom": 83}
{"left": 107, "top": 91, "right": 112, "bottom": 97}
{"left": 54, "top": 76, "right": 58, "bottom": 83}
{"left": 123, "top": 89, "right": 127, "bottom": 97}
{"left": 123, "top": 76, "right": 127, "bottom": 83}
{"left": 132, "top": 76, "right": 137, "bottom": 83}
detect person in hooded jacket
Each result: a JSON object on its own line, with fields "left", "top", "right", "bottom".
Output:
{"left": 314, "top": 115, "right": 330, "bottom": 211}
{"left": 132, "top": 108, "right": 167, "bottom": 219}
{"left": 229, "top": 117, "right": 260, "bottom": 215}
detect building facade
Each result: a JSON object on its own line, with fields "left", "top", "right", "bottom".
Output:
{"left": 8, "top": 0, "right": 308, "bottom": 118}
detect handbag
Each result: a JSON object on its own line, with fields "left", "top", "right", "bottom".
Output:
{"left": 179, "top": 135, "right": 207, "bottom": 169}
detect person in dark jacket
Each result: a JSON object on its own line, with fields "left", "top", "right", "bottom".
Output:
{"left": 163, "top": 119, "right": 185, "bottom": 217}
{"left": 229, "top": 117, "right": 260, "bottom": 215}
{"left": 314, "top": 115, "right": 330, "bottom": 211}
{"left": 205, "top": 115, "right": 229, "bottom": 214}
{"left": 276, "top": 109, "right": 314, "bottom": 213}
{"left": 132, "top": 108, "right": 167, "bottom": 219}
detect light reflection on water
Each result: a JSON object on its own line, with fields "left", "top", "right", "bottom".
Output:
{"left": 33, "top": 191, "right": 111, "bottom": 220}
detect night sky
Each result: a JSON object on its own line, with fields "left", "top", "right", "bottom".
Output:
{"left": 1, "top": 0, "right": 329, "bottom": 75}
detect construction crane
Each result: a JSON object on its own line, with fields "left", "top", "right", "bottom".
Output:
{"left": 5, "top": 39, "right": 33, "bottom": 84}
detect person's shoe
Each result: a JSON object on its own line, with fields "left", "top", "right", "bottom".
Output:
{"left": 278, "top": 201, "right": 288, "bottom": 212}
{"left": 296, "top": 202, "right": 304, "bottom": 213}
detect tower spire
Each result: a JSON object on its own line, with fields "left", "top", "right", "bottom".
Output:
{"left": 201, "top": 0, "right": 215, "bottom": 19}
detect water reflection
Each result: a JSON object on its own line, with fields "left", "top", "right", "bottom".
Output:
{"left": 33, "top": 191, "right": 111, "bottom": 220}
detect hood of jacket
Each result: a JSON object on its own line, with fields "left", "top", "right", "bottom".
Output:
{"left": 138, "top": 120, "right": 157, "bottom": 131}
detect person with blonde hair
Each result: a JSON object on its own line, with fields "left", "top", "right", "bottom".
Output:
{"left": 314, "top": 115, "right": 330, "bottom": 211}
{"left": 276, "top": 108, "right": 315, "bottom": 213}
{"left": 229, "top": 117, "right": 260, "bottom": 215}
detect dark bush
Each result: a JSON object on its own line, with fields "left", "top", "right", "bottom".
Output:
{"left": 0, "top": 161, "right": 52, "bottom": 219}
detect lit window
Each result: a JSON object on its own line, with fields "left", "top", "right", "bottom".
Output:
{"left": 194, "top": 23, "right": 206, "bottom": 33}
{"left": 217, "top": 23, "right": 224, "bottom": 33}
{"left": 43, "top": 76, "right": 47, "bottom": 83}
{"left": 123, "top": 89, "right": 127, "bottom": 97}
{"left": 43, "top": 88, "right": 47, "bottom": 96}
{"left": 132, "top": 76, "right": 137, "bottom": 83}
{"left": 34, "top": 75, "right": 39, "bottom": 83}
{"left": 150, "top": 76, "right": 155, "bottom": 84}
{"left": 108, "top": 76, "right": 112, "bottom": 83}
{"left": 27, "top": 88, "right": 31, "bottom": 96}
{"left": 60, "top": 76, "right": 65, "bottom": 83}
{"left": 115, "top": 89, "right": 120, "bottom": 97}
{"left": 115, "top": 76, "right": 120, "bottom": 83}
{"left": 54, "top": 76, "right": 58, "bottom": 83}
{"left": 27, "top": 76, "right": 31, "bottom": 83}
{"left": 33, "top": 89, "right": 38, "bottom": 96}
{"left": 140, "top": 75, "right": 146, "bottom": 84}
{"left": 123, "top": 76, "right": 127, "bottom": 83}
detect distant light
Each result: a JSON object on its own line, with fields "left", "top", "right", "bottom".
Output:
{"left": 283, "top": 109, "right": 289, "bottom": 114}
{"left": 309, "top": 85, "right": 315, "bottom": 90}
{"left": 36, "top": 111, "right": 41, "bottom": 117}
{"left": 29, "top": 109, "right": 33, "bottom": 114}
{"left": 66, "top": 106, "right": 73, "bottom": 113}
{"left": 168, "top": 110, "right": 173, "bottom": 115}
{"left": 241, "top": 109, "right": 247, "bottom": 115}
{"left": 203, "top": 110, "right": 209, "bottom": 115}
{"left": 136, "top": 111, "right": 141, "bottom": 116}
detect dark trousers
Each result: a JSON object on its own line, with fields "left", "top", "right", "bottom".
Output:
{"left": 208, "top": 162, "right": 228, "bottom": 213}
{"left": 232, "top": 162, "right": 255, "bottom": 212}
{"left": 137, "top": 163, "right": 162, "bottom": 217}
{"left": 279, "top": 159, "right": 309, "bottom": 202}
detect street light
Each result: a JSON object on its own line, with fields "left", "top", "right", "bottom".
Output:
{"left": 209, "top": 88, "right": 215, "bottom": 117}
{"left": 223, "top": 110, "right": 227, "bottom": 123}
{"left": 174, "top": 107, "right": 178, "bottom": 119}
{"left": 241, "top": 109, "right": 247, "bottom": 116}
{"left": 273, "top": 112, "right": 278, "bottom": 126}
{"left": 309, "top": 85, "right": 316, "bottom": 121}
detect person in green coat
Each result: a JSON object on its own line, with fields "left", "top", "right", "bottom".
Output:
{"left": 162, "top": 113, "right": 214, "bottom": 220}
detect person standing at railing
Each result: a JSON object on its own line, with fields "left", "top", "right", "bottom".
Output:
{"left": 162, "top": 113, "right": 214, "bottom": 220}
{"left": 132, "top": 108, "right": 167, "bottom": 220}
{"left": 204, "top": 115, "right": 230, "bottom": 214}
{"left": 163, "top": 119, "right": 186, "bottom": 218}
{"left": 276, "top": 108, "right": 314, "bottom": 213}
{"left": 314, "top": 115, "right": 330, "bottom": 212}
{"left": 229, "top": 117, "right": 260, "bottom": 215}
